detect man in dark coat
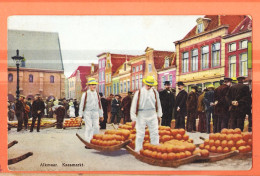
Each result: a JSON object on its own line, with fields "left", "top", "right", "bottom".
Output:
{"left": 15, "top": 95, "right": 25, "bottom": 132}
{"left": 121, "top": 91, "right": 133, "bottom": 123}
{"left": 203, "top": 84, "right": 215, "bottom": 133}
{"left": 99, "top": 93, "right": 108, "bottom": 129}
{"left": 106, "top": 94, "right": 114, "bottom": 124}
{"left": 159, "top": 81, "right": 175, "bottom": 127}
{"left": 186, "top": 85, "right": 198, "bottom": 132}
{"left": 174, "top": 81, "right": 188, "bottom": 129}
{"left": 74, "top": 99, "right": 79, "bottom": 117}
{"left": 226, "top": 76, "right": 251, "bottom": 131}
{"left": 197, "top": 89, "right": 207, "bottom": 133}
{"left": 214, "top": 78, "right": 232, "bottom": 132}
{"left": 30, "top": 94, "right": 45, "bottom": 132}
{"left": 52, "top": 101, "right": 66, "bottom": 129}
{"left": 111, "top": 94, "right": 121, "bottom": 124}
{"left": 62, "top": 99, "right": 69, "bottom": 118}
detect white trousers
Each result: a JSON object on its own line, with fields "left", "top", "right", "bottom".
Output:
{"left": 84, "top": 111, "right": 99, "bottom": 143}
{"left": 135, "top": 112, "right": 159, "bottom": 152}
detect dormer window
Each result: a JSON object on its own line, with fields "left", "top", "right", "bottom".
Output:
{"left": 197, "top": 23, "right": 203, "bottom": 33}
{"left": 165, "top": 58, "right": 169, "bottom": 68}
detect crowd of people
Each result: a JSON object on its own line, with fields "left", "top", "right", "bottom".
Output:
{"left": 8, "top": 76, "right": 252, "bottom": 137}
{"left": 159, "top": 76, "right": 252, "bottom": 134}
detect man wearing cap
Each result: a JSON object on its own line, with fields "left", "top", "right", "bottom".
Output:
{"left": 226, "top": 76, "right": 251, "bottom": 131}
{"left": 121, "top": 91, "right": 133, "bottom": 123}
{"left": 99, "top": 92, "right": 108, "bottom": 129}
{"left": 130, "top": 76, "right": 162, "bottom": 153}
{"left": 159, "top": 81, "right": 175, "bottom": 127}
{"left": 186, "top": 85, "right": 198, "bottom": 132}
{"left": 79, "top": 78, "right": 104, "bottom": 143}
{"left": 30, "top": 94, "right": 45, "bottom": 132}
{"left": 15, "top": 95, "right": 25, "bottom": 132}
{"left": 214, "top": 78, "right": 232, "bottom": 132}
{"left": 203, "top": 84, "right": 215, "bottom": 133}
{"left": 111, "top": 94, "right": 122, "bottom": 124}
{"left": 174, "top": 81, "right": 188, "bottom": 129}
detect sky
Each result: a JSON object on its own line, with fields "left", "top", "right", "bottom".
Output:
{"left": 8, "top": 15, "right": 203, "bottom": 77}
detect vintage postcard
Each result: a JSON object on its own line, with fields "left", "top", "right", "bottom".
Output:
{"left": 0, "top": 1, "right": 259, "bottom": 176}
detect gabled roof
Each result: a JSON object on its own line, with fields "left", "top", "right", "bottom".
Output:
{"left": 110, "top": 54, "right": 136, "bottom": 74}
{"left": 153, "top": 50, "right": 175, "bottom": 70}
{"left": 181, "top": 15, "right": 247, "bottom": 41}
{"left": 231, "top": 16, "right": 252, "bottom": 34}
{"left": 8, "top": 30, "right": 64, "bottom": 71}
{"left": 69, "top": 66, "right": 91, "bottom": 91}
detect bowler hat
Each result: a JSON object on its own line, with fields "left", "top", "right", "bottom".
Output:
{"left": 224, "top": 77, "right": 232, "bottom": 82}
{"left": 191, "top": 85, "right": 198, "bottom": 91}
{"left": 237, "top": 76, "right": 246, "bottom": 81}
{"left": 177, "top": 81, "right": 185, "bottom": 86}
{"left": 99, "top": 92, "right": 103, "bottom": 97}
{"left": 164, "top": 81, "right": 170, "bottom": 85}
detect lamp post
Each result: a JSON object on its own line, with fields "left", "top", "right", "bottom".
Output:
{"left": 12, "top": 49, "right": 24, "bottom": 100}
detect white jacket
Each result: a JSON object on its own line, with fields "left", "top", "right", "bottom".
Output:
{"left": 79, "top": 90, "right": 103, "bottom": 117}
{"left": 130, "top": 86, "right": 162, "bottom": 121}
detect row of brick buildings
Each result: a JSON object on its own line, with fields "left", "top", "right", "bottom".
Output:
{"left": 67, "top": 15, "right": 252, "bottom": 99}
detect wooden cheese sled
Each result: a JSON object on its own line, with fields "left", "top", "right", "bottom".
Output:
{"left": 196, "top": 150, "right": 239, "bottom": 162}
{"left": 76, "top": 133, "right": 131, "bottom": 152}
{"left": 8, "top": 140, "right": 18, "bottom": 149}
{"left": 8, "top": 152, "right": 33, "bottom": 165}
{"left": 124, "top": 145, "right": 200, "bottom": 168}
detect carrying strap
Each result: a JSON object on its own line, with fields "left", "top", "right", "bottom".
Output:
{"left": 83, "top": 91, "right": 102, "bottom": 112}
{"left": 135, "top": 88, "right": 158, "bottom": 116}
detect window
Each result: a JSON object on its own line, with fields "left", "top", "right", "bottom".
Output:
{"left": 124, "top": 82, "right": 126, "bottom": 92}
{"left": 229, "top": 43, "right": 236, "bottom": 52}
{"left": 132, "top": 76, "right": 135, "bottom": 90}
{"left": 50, "top": 75, "right": 54, "bottom": 83}
{"left": 117, "top": 83, "right": 119, "bottom": 94}
{"left": 197, "top": 23, "right": 203, "bottom": 33}
{"left": 113, "top": 84, "right": 116, "bottom": 94}
{"left": 139, "top": 74, "right": 143, "bottom": 88}
{"left": 133, "top": 67, "right": 135, "bottom": 73}
{"left": 120, "top": 83, "right": 123, "bottom": 93}
{"left": 99, "top": 61, "right": 101, "bottom": 69}
{"left": 102, "top": 72, "right": 105, "bottom": 81}
{"left": 106, "top": 74, "right": 108, "bottom": 82}
{"left": 191, "top": 49, "right": 198, "bottom": 71}
{"left": 169, "top": 74, "right": 172, "bottom": 86}
{"left": 102, "top": 60, "right": 105, "bottom": 68}
{"left": 107, "top": 62, "right": 110, "bottom": 68}
{"left": 148, "top": 64, "right": 152, "bottom": 72}
{"left": 136, "top": 66, "right": 139, "bottom": 72}
{"left": 140, "top": 64, "right": 143, "bottom": 71}
{"left": 8, "top": 73, "right": 13, "bottom": 82}
{"left": 182, "top": 52, "right": 189, "bottom": 73}
{"left": 99, "top": 73, "right": 101, "bottom": 82}
{"left": 240, "top": 53, "right": 248, "bottom": 76}
{"left": 212, "top": 43, "right": 220, "bottom": 67}
{"left": 229, "top": 55, "right": 236, "bottom": 78}
{"left": 161, "top": 76, "right": 165, "bottom": 89}
{"left": 240, "top": 40, "right": 248, "bottom": 49}
{"left": 29, "top": 74, "right": 33, "bottom": 83}
{"left": 201, "top": 46, "right": 209, "bottom": 69}
{"left": 136, "top": 75, "right": 139, "bottom": 89}
{"left": 165, "top": 58, "right": 169, "bottom": 68}
{"left": 127, "top": 81, "right": 130, "bottom": 91}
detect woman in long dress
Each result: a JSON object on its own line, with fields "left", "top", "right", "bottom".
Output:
{"left": 69, "top": 101, "right": 75, "bottom": 117}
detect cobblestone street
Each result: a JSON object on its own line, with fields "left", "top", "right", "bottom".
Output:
{"left": 8, "top": 123, "right": 252, "bottom": 172}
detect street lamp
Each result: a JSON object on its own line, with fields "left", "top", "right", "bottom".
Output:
{"left": 12, "top": 49, "right": 24, "bottom": 100}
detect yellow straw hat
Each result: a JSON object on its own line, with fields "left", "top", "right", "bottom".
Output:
{"left": 142, "top": 76, "right": 158, "bottom": 86}
{"left": 86, "top": 78, "right": 98, "bottom": 85}
{"left": 207, "top": 84, "right": 215, "bottom": 89}
{"left": 231, "top": 77, "right": 238, "bottom": 83}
